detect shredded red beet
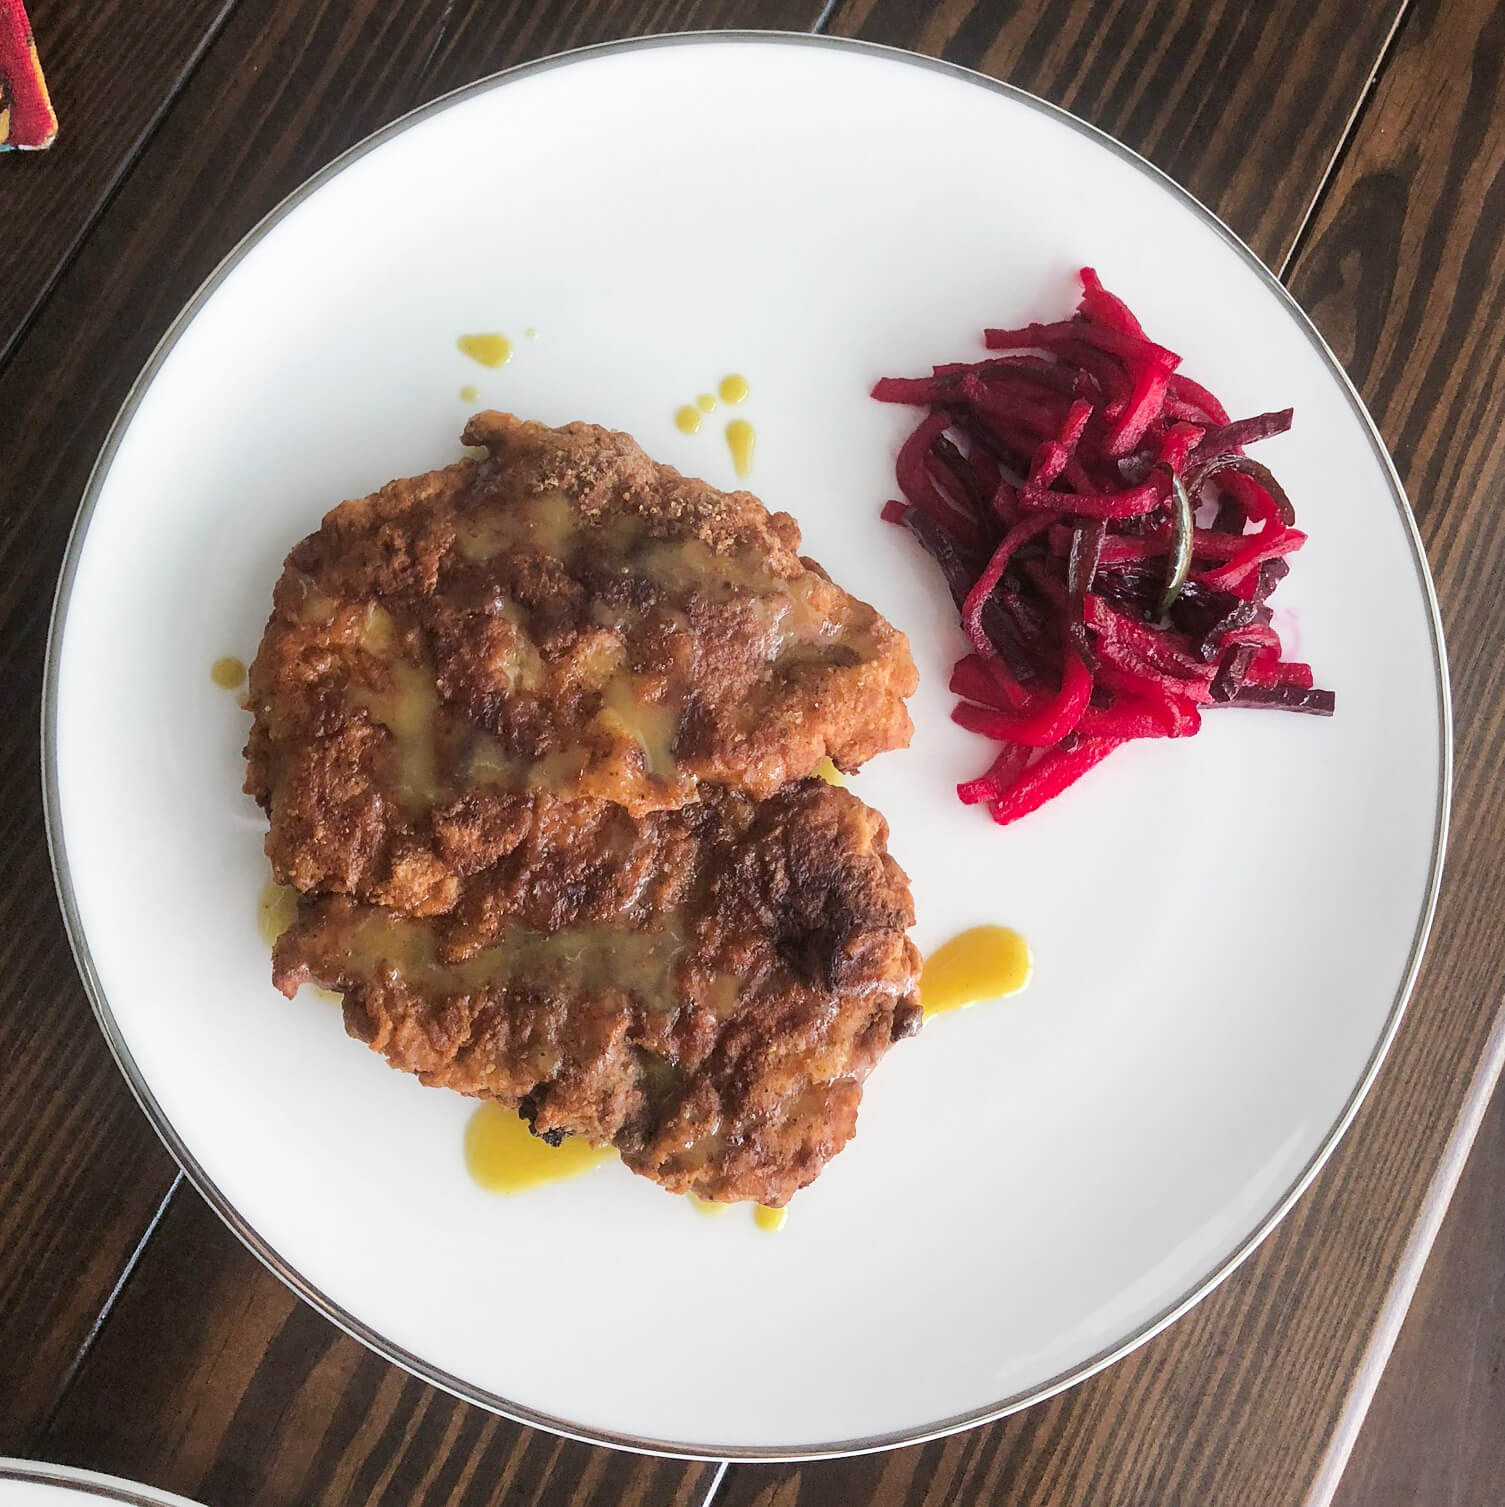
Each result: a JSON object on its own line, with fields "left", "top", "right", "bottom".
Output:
{"left": 874, "top": 268, "right": 1333, "bottom": 826}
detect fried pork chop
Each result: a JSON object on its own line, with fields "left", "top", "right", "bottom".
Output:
{"left": 247, "top": 415, "right": 923, "bottom": 1203}
{"left": 245, "top": 412, "right": 915, "bottom": 909}
{"left": 273, "top": 780, "right": 922, "bottom": 1205}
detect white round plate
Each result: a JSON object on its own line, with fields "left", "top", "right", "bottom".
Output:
{"left": 46, "top": 34, "right": 1448, "bottom": 1459}
{"left": 0, "top": 1462, "right": 205, "bottom": 1507}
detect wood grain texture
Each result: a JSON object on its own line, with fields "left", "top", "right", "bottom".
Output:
{"left": 0, "top": 0, "right": 820, "bottom": 1474}
{"left": 714, "top": 0, "right": 1505, "bottom": 1501}
{"left": 0, "top": 0, "right": 455, "bottom": 1454}
{"left": 8, "top": 2, "right": 1504, "bottom": 1505}
{"left": 36, "top": 1189, "right": 718, "bottom": 1507}
{"left": 419, "top": 0, "right": 822, "bottom": 95}
{"left": 0, "top": 1016, "right": 177, "bottom": 1450}
{"left": 826, "top": 0, "right": 1409, "bottom": 268}
{"left": 0, "top": 0, "right": 236, "bottom": 365}
{"left": 1333, "top": 1082, "right": 1505, "bottom": 1507}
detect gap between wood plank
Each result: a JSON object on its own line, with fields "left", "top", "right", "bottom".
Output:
{"left": 1278, "top": 0, "right": 1417, "bottom": 282}
{"left": 811, "top": 0, "right": 841, "bottom": 34}
{"left": 1280, "top": 5, "right": 1488, "bottom": 1493}
{"left": 32, "top": 1171, "right": 184, "bottom": 1447}
{"left": 0, "top": 0, "right": 244, "bottom": 378}
{"left": 696, "top": 1459, "right": 731, "bottom": 1507}
{"left": 1303, "top": 1001, "right": 1505, "bottom": 1507}
{"left": 415, "top": 0, "right": 460, "bottom": 96}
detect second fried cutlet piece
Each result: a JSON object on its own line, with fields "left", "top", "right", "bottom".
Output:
{"left": 273, "top": 780, "right": 923, "bottom": 1206}
{"left": 244, "top": 413, "right": 915, "bottom": 906}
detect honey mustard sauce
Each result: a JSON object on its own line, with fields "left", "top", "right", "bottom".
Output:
{"left": 813, "top": 756, "right": 846, "bottom": 786}
{"left": 456, "top": 489, "right": 576, "bottom": 563}
{"left": 459, "top": 384, "right": 478, "bottom": 402}
{"left": 920, "top": 926, "right": 1032, "bottom": 1018}
{"left": 348, "top": 661, "right": 439, "bottom": 807}
{"left": 691, "top": 1196, "right": 788, "bottom": 1231}
{"left": 317, "top": 912, "right": 743, "bottom": 1202}
{"left": 258, "top": 879, "right": 297, "bottom": 947}
{"left": 725, "top": 419, "right": 755, "bottom": 478}
{"left": 257, "top": 880, "right": 340, "bottom": 1001}
{"left": 343, "top": 492, "right": 876, "bottom": 814}
{"left": 597, "top": 676, "right": 679, "bottom": 778}
{"left": 675, "top": 377, "right": 747, "bottom": 437}
{"left": 466, "top": 1101, "right": 613, "bottom": 1192}
{"left": 457, "top": 333, "right": 512, "bottom": 368}
{"left": 289, "top": 571, "right": 338, "bottom": 627}
{"left": 338, "top": 907, "right": 692, "bottom": 1012}
{"left": 210, "top": 656, "right": 246, "bottom": 689}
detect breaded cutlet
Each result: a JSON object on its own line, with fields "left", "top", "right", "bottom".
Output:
{"left": 273, "top": 779, "right": 922, "bottom": 1206}
{"left": 247, "top": 415, "right": 923, "bottom": 1204}
{"left": 244, "top": 413, "right": 915, "bottom": 912}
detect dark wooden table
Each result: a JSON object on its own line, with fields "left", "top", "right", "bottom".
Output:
{"left": 3, "top": 1, "right": 1503, "bottom": 1503}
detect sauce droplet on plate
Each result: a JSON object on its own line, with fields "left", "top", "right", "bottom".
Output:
{"left": 921, "top": 926, "right": 1032, "bottom": 1017}
{"left": 689, "top": 1194, "right": 731, "bottom": 1216}
{"left": 674, "top": 404, "right": 703, "bottom": 435}
{"left": 466, "top": 1101, "right": 614, "bottom": 1192}
{"left": 754, "top": 1204, "right": 787, "bottom": 1233}
{"left": 457, "top": 333, "right": 512, "bottom": 368}
{"left": 210, "top": 656, "right": 245, "bottom": 689}
{"left": 459, "top": 384, "right": 478, "bottom": 403}
{"left": 718, "top": 373, "right": 750, "bottom": 404}
{"left": 725, "top": 419, "right": 755, "bottom": 477}
{"left": 696, "top": 393, "right": 717, "bottom": 413}
{"left": 258, "top": 880, "right": 297, "bottom": 948}
{"left": 524, "top": 327, "right": 538, "bottom": 340}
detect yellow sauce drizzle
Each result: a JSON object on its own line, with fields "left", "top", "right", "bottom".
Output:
{"left": 258, "top": 880, "right": 297, "bottom": 948}
{"left": 459, "top": 384, "right": 478, "bottom": 402}
{"left": 718, "top": 373, "right": 750, "bottom": 404}
{"left": 210, "top": 656, "right": 245, "bottom": 689}
{"left": 689, "top": 1194, "right": 731, "bottom": 1216}
{"left": 457, "top": 333, "right": 512, "bottom": 368}
{"left": 256, "top": 881, "right": 339, "bottom": 1001}
{"left": 596, "top": 676, "right": 679, "bottom": 779}
{"left": 348, "top": 660, "right": 438, "bottom": 806}
{"left": 674, "top": 404, "right": 703, "bottom": 435}
{"left": 725, "top": 419, "right": 755, "bottom": 478}
{"left": 813, "top": 756, "right": 846, "bottom": 786}
{"left": 696, "top": 393, "right": 717, "bottom": 413}
{"left": 524, "top": 327, "right": 538, "bottom": 339}
{"left": 754, "top": 1204, "right": 787, "bottom": 1233}
{"left": 466, "top": 1101, "right": 614, "bottom": 1192}
{"left": 920, "top": 926, "right": 1032, "bottom": 1018}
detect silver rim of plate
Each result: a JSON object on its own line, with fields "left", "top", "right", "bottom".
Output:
{"left": 41, "top": 30, "right": 1453, "bottom": 1462}
{"left": 0, "top": 1460, "right": 204, "bottom": 1507}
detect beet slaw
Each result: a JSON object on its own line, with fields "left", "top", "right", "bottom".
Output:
{"left": 876, "top": 268, "right": 1333, "bottom": 826}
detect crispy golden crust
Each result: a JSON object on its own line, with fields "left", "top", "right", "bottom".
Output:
{"left": 273, "top": 781, "right": 923, "bottom": 1205}
{"left": 247, "top": 416, "right": 923, "bottom": 1204}
{"left": 245, "top": 412, "right": 916, "bottom": 907}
